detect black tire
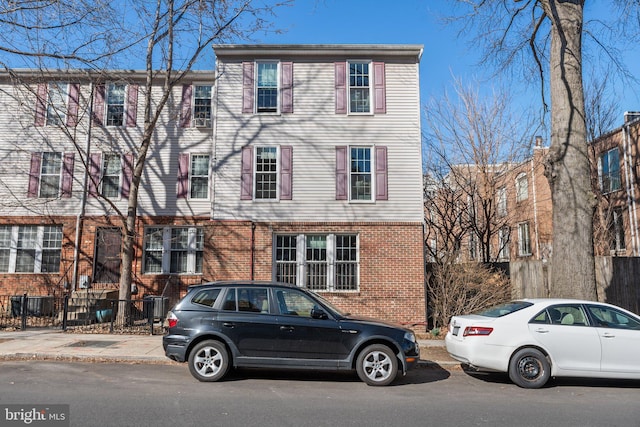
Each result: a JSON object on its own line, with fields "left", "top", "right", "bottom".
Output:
{"left": 188, "top": 340, "right": 230, "bottom": 382}
{"left": 508, "top": 348, "right": 550, "bottom": 389}
{"left": 356, "top": 344, "right": 398, "bottom": 386}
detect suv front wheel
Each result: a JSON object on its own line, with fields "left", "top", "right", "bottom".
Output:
{"left": 188, "top": 340, "right": 230, "bottom": 382}
{"left": 356, "top": 344, "right": 398, "bottom": 386}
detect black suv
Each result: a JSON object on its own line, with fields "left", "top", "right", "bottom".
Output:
{"left": 163, "top": 281, "right": 420, "bottom": 386}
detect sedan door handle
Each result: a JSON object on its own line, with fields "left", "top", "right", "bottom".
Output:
{"left": 602, "top": 332, "right": 616, "bottom": 339}
{"left": 534, "top": 328, "right": 550, "bottom": 334}
{"left": 280, "top": 326, "right": 294, "bottom": 332}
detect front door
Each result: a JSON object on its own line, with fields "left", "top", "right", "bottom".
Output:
{"left": 93, "top": 228, "right": 122, "bottom": 283}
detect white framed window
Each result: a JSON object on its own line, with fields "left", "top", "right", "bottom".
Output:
{"left": 274, "top": 233, "right": 359, "bottom": 291}
{"left": 190, "top": 154, "right": 210, "bottom": 199}
{"left": 469, "top": 233, "right": 478, "bottom": 261}
{"left": 518, "top": 222, "right": 531, "bottom": 256}
{"left": 143, "top": 227, "right": 204, "bottom": 274}
{"left": 350, "top": 147, "right": 372, "bottom": 201}
{"left": 256, "top": 61, "right": 279, "bottom": 113}
{"left": 349, "top": 61, "right": 371, "bottom": 113}
{"left": 515, "top": 173, "right": 528, "bottom": 202}
{"left": 255, "top": 146, "right": 278, "bottom": 200}
{"left": 0, "top": 225, "right": 62, "bottom": 273}
{"left": 497, "top": 187, "right": 507, "bottom": 217}
{"left": 193, "top": 85, "right": 212, "bottom": 127}
{"left": 498, "top": 226, "right": 510, "bottom": 261}
{"left": 39, "top": 152, "right": 63, "bottom": 198}
{"left": 106, "top": 82, "right": 126, "bottom": 126}
{"left": 598, "top": 148, "right": 621, "bottom": 193}
{"left": 101, "top": 153, "right": 121, "bottom": 198}
{"left": 46, "top": 82, "right": 68, "bottom": 126}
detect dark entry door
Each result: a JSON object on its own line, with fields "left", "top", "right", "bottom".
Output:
{"left": 93, "top": 228, "right": 122, "bottom": 283}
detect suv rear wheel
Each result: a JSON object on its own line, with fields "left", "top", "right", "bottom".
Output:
{"left": 356, "top": 344, "right": 398, "bottom": 386}
{"left": 188, "top": 340, "right": 230, "bottom": 382}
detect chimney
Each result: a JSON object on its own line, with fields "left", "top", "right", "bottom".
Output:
{"left": 534, "top": 135, "right": 543, "bottom": 148}
{"left": 624, "top": 111, "right": 640, "bottom": 124}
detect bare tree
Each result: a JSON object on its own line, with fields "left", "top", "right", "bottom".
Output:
{"left": 448, "top": 1, "right": 640, "bottom": 299}
{"left": 423, "top": 77, "right": 537, "bottom": 263}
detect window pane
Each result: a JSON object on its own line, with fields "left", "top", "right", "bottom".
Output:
{"left": 349, "top": 62, "right": 370, "bottom": 113}
{"left": 193, "top": 85, "right": 212, "bottom": 121}
{"left": 306, "top": 236, "right": 327, "bottom": 290}
{"left": 0, "top": 226, "right": 10, "bottom": 272}
{"left": 335, "top": 235, "right": 358, "bottom": 291}
{"left": 102, "top": 153, "right": 121, "bottom": 198}
{"left": 106, "top": 83, "right": 126, "bottom": 126}
{"left": 39, "top": 152, "right": 62, "bottom": 198}
{"left": 144, "top": 228, "right": 163, "bottom": 273}
{"left": 275, "top": 235, "right": 297, "bottom": 284}
{"left": 255, "top": 147, "right": 278, "bottom": 199}
{"left": 46, "top": 82, "right": 67, "bottom": 126}
{"left": 190, "top": 155, "right": 209, "bottom": 199}
{"left": 170, "top": 228, "right": 189, "bottom": 272}
{"left": 350, "top": 147, "right": 371, "bottom": 200}
{"left": 257, "top": 62, "right": 278, "bottom": 113}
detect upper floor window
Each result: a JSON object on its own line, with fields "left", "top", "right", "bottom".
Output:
{"left": 335, "top": 146, "right": 388, "bottom": 202}
{"left": 497, "top": 187, "right": 507, "bottom": 217}
{"left": 0, "top": 225, "right": 62, "bottom": 273}
{"left": 177, "top": 153, "right": 210, "bottom": 200}
{"left": 240, "top": 146, "right": 292, "bottom": 201}
{"left": 101, "top": 153, "right": 121, "bottom": 198}
{"left": 349, "top": 62, "right": 371, "bottom": 113}
{"left": 39, "top": 152, "right": 63, "bottom": 198}
{"left": 242, "top": 61, "right": 293, "bottom": 114}
{"left": 515, "top": 173, "right": 528, "bottom": 202}
{"left": 106, "top": 83, "right": 126, "bottom": 126}
{"left": 27, "top": 152, "right": 74, "bottom": 199}
{"left": 599, "top": 148, "right": 621, "bottom": 193}
{"left": 274, "top": 233, "right": 359, "bottom": 292}
{"left": 46, "top": 82, "right": 68, "bottom": 126}
{"left": 143, "top": 226, "right": 204, "bottom": 274}
{"left": 518, "top": 222, "right": 531, "bottom": 256}
{"left": 498, "top": 226, "right": 510, "bottom": 261}
{"left": 610, "top": 207, "right": 626, "bottom": 253}
{"left": 257, "top": 62, "right": 278, "bottom": 113}
{"left": 335, "top": 61, "right": 385, "bottom": 115}
{"left": 193, "top": 85, "right": 212, "bottom": 127}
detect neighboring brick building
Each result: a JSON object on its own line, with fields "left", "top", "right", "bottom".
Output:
{"left": 0, "top": 44, "right": 426, "bottom": 326}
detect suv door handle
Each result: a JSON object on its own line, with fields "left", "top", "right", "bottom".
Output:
{"left": 280, "top": 326, "right": 294, "bottom": 332}
{"left": 222, "top": 322, "right": 235, "bottom": 328}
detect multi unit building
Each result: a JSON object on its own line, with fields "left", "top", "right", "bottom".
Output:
{"left": 0, "top": 44, "right": 426, "bottom": 325}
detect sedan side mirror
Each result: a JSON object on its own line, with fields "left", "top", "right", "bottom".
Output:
{"left": 311, "top": 306, "right": 328, "bottom": 320}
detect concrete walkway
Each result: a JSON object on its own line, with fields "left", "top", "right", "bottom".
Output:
{"left": 0, "top": 329, "right": 457, "bottom": 367}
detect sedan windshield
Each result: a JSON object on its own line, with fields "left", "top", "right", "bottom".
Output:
{"left": 474, "top": 301, "right": 533, "bottom": 318}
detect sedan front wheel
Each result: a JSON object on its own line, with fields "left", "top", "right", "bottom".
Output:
{"left": 356, "top": 344, "right": 398, "bottom": 386}
{"left": 508, "top": 348, "right": 550, "bottom": 389}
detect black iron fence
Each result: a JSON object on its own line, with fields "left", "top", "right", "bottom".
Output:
{"left": 0, "top": 294, "right": 169, "bottom": 335}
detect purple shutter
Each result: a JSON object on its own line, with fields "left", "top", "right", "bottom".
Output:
{"left": 177, "top": 153, "right": 189, "bottom": 198}
{"left": 335, "top": 146, "right": 348, "bottom": 200}
{"left": 179, "top": 85, "right": 192, "bottom": 127}
{"left": 280, "top": 146, "right": 292, "bottom": 200}
{"left": 61, "top": 152, "right": 74, "bottom": 198}
{"left": 126, "top": 84, "right": 138, "bottom": 127}
{"left": 66, "top": 83, "right": 80, "bottom": 127}
{"left": 28, "top": 152, "right": 42, "bottom": 198}
{"left": 281, "top": 62, "right": 293, "bottom": 114}
{"left": 34, "top": 83, "right": 47, "bottom": 126}
{"left": 373, "top": 62, "right": 386, "bottom": 114}
{"left": 121, "top": 153, "right": 134, "bottom": 198}
{"left": 240, "top": 146, "right": 254, "bottom": 200}
{"left": 93, "top": 84, "right": 105, "bottom": 126}
{"left": 88, "top": 152, "right": 102, "bottom": 197}
{"left": 242, "top": 62, "right": 254, "bottom": 114}
{"left": 335, "top": 62, "right": 347, "bottom": 114}
{"left": 375, "top": 146, "right": 388, "bottom": 200}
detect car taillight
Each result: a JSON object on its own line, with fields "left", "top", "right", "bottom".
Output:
{"left": 463, "top": 326, "right": 493, "bottom": 336}
{"left": 167, "top": 311, "right": 178, "bottom": 329}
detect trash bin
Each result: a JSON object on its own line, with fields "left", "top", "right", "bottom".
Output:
{"left": 143, "top": 296, "right": 169, "bottom": 320}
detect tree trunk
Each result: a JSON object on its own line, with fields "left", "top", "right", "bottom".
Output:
{"left": 542, "top": 0, "right": 597, "bottom": 299}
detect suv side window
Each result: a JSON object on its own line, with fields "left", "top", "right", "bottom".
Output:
{"left": 222, "top": 287, "right": 270, "bottom": 313}
{"left": 275, "top": 289, "right": 316, "bottom": 317}
{"left": 191, "top": 288, "right": 221, "bottom": 307}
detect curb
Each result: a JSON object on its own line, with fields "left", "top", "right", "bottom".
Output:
{"left": 0, "top": 353, "right": 180, "bottom": 365}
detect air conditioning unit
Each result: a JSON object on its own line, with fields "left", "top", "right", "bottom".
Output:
{"left": 194, "top": 118, "right": 211, "bottom": 128}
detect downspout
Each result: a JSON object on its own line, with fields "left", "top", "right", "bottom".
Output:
{"left": 251, "top": 221, "right": 256, "bottom": 280}
{"left": 71, "top": 81, "right": 94, "bottom": 292}
{"left": 531, "top": 150, "right": 541, "bottom": 260}
{"left": 622, "top": 122, "right": 639, "bottom": 255}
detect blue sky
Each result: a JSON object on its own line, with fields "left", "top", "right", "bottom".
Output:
{"left": 251, "top": 0, "right": 640, "bottom": 135}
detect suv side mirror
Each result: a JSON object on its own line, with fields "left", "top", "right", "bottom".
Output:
{"left": 311, "top": 306, "right": 328, "bottom": 320}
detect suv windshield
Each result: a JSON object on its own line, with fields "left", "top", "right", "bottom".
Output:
{"left": 474, "top": 301, "right": 533, "bottom": 318}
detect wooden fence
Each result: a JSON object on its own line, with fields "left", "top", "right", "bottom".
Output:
{"left": 510, "top": 257, "right": 640, "bottom": 314}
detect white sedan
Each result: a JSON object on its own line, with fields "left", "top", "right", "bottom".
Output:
{"left": 445, "top": 299, "right": 640, "bottom": 388}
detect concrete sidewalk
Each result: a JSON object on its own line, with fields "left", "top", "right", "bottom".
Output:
{"left": 0, "top": 329, "right": 457, "bottom": 367}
